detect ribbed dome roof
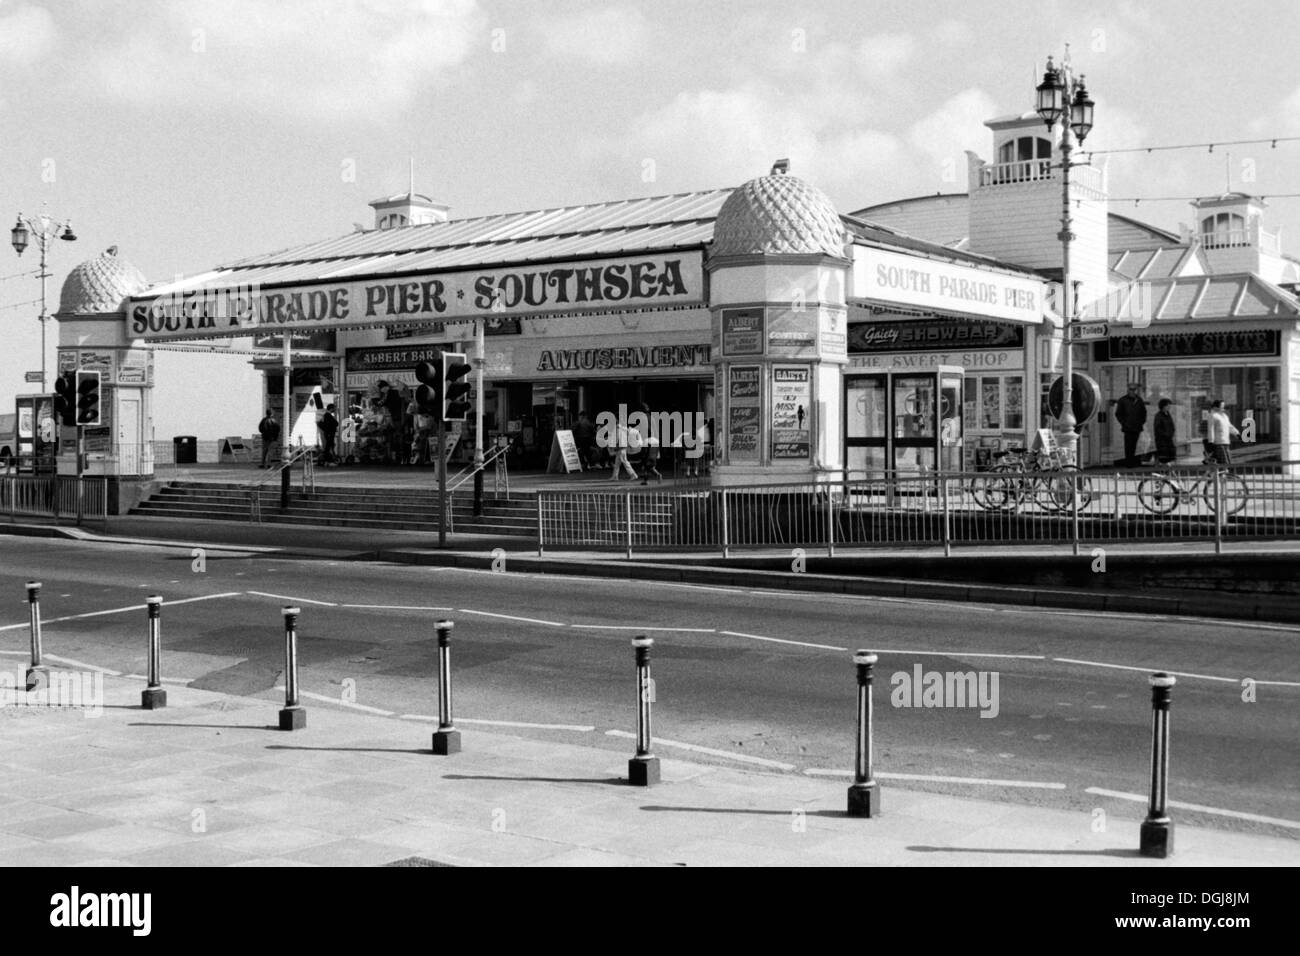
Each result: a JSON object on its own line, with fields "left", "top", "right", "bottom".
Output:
{"left": 58, "top": 246, "right": 148, "bottom": 315}
{"left": 712, "top": 163, "right": 847, "bottom": 258}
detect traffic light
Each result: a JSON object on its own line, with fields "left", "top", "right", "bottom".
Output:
{"left": 441, "top": 351, "right": 472, "bottom": 421}
{"left": 75, "top": 371, "right": 101, "bottom": 426}
{"left": 53, "top": 371, "right": 76, "bottom": 427}
{"left": 414, "top": 359, "right": 441, "bottom": 416}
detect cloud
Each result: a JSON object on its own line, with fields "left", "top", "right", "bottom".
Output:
{"left": 538, "top": 5, "right": 647, "bottom": 65}
{"left": 80, "top": 0, "right": 486, "bottom": 120}
{"left": 856, "top": 32, "right": 914, "bottom": 80}
{"left": 906, "top": 88, "right": 1000, "bottom": 170}
{"left": 0, "top": 3, "right": 58, "bottom": 66}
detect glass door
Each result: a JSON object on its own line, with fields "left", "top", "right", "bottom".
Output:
{"left": 844, "top": 374, "right": 887, "bottom": 478}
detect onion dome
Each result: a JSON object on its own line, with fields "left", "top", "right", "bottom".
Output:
{"left": 712, "top": 160, "right": 847, "bottom": 258}
{"left": 58, "top": 246, "right": 148, "bottom": 315}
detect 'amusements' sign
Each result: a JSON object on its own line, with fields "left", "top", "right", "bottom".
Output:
{"left": 128, "top": 254, "right": 704, "bottom": 341}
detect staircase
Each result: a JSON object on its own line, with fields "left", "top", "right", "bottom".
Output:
{"left": 130, "top": 481, "right": 537, "bottom": 537}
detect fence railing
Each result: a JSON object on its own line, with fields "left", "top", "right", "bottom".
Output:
{"left": 537, "top": 462, "right": 1300, "bottom": 557}
{"left": 1, "top": 475, "right": 109, "bottom": 524}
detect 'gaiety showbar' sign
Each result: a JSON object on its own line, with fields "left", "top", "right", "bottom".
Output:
{"left": 128, "top": 254, "right": 704, "bottom": 341}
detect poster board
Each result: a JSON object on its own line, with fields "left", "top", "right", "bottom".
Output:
{"left": 221, "top": 436, "right": 252, "bottom": 461}
{"left": 728, "top": 365, "right": 761, "bottom": 461}
{"left": 547, "top": 429, "right": 583, "bottom": 474}
{"left": 771, "top": 365, "right": 811, "bottom": 459}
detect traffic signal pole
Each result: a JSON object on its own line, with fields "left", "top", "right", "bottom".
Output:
{"left": 473, "top": 319, "right": 484, "bottom": 518}
{"left": 438, "top": 412, "right": 447, "bottom": 548}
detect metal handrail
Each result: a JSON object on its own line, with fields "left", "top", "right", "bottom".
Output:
{"left": 447, "top": 442, "right": 511, "bottom": 533}
{"left": 247, "top": 443, "right": 314, "bottom": 523}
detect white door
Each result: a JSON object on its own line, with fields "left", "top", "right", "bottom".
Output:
{"left": 119, "top": 396, "right": 141, "bottom": 474}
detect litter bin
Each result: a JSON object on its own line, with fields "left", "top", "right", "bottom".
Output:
{"left": 173, "top": 435, "right": 198, "bottom": 464}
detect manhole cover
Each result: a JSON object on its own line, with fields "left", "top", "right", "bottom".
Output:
{"left": 384, "top": 856, "right": 456, "bottom": 867}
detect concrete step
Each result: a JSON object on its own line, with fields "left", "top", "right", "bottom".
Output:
{"left": 146, "top": 491, "right": 531, "bottom": 520}
{"left": 129, "top": 505, "right": 535, "bottom": 536}
{"left": 132, "top": 500, "right": 537, "bottom": 529}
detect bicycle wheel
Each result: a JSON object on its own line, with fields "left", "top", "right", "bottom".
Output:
{"left": 1034, "top": 472, "right": 1074, "bottom": 511}
{"left": 1137, "top": 476, "right": 1179, "bottom": 515}
{"left": 1202, "top": 473, "right": 1250, "bottom": 515}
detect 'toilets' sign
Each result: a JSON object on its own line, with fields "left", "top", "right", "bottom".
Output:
{"left": 127, "top": 254, "right": 704, "bottom": 341}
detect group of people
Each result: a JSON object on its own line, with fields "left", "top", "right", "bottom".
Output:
{"left": 1113, "top": 382, "right": 1240, "bottom": 466}
{"left": 257, "top": 404, "right": 342, "bottom": 467}
{"left": 570, "top": 406, "right": 712, "bottom": 484}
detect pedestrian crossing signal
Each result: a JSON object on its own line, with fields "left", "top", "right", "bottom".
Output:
{"left": 75, "top": 371, "right": 101, "bottom": 426}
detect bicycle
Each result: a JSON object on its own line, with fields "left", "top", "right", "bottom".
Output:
{"left": 1136, "top": 466, "right": 1249, "bottom": 516}
{"left": 970, "top": 447, "right": 1093, "bottom": 513}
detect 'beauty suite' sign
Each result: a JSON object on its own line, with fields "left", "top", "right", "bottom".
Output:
{"left": 128, "top": 254, "right": 704, "bottom": 341}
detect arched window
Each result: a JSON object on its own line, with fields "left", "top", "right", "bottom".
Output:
{"left": 1201, "top": 212, "right": 1246, "bottom": 248}
{"left": 994, "top": 136, "right": 1052, "bottom": 182}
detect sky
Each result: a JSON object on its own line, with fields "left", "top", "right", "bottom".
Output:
{"left": 4, "top": 0, "right": 1300, "bottom": 439}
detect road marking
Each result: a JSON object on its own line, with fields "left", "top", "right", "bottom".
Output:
{"left": 339, "top": 604, "right": 454, "bottom": 611}
{"left": 1053, "top": 657, "right": 1239, "bottom": 684}
{"left": 0, "top": 650, "right": 27, "bottom": 656}
{"left": 1250, "top": 679, "right": 1300, "bottom": 688}
{"left": 872, "top": 649, "right": 1046, "bottom": 660}
{"left": 604, "top": 729, "right": 796, "bottom": 770}
{"left": 804, "top": 768, "right": 1068, "bottom": 789}
{"left": 247, "top": 591, "right": 337, "bottom": 606}
{"left": 458, "top": 718, "right": 597, "bottom": 732}
{"left": 42, "top": 654, "right": 121, "bottom": 676}
{"left": 272, "top": 686, "right": 393, "bottom": 715}
{"left": 0, "top": 591, "right": 243, "bottom": 632}
{"left": 570, "top": 625, "right": 717, "bottom": 633}
{"left": 718, "top": 630, "right": 846, "bottom": 651}
{"left": 458, "top": 609, "right": 565, "bottom": 627}
{"left": 1085, "top": 787, "right": 1300, "bottom": 829}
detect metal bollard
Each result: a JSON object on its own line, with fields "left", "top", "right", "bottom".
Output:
{"left": 278, "top": 606, "right": 306, "bottom": 730}
{"left": 627, "top": 636, "right": 660, "bottom": 786}
{"left": 430, "top": 619, "right": 461, "bottom": 755}
{"left": 847, "top": 650, "right": 880, "bottom": 817}
{"left": 25, "top": 581, "right": 48, "bottom": 691}
{"left": 1139, "top": 672, "right": 1176, "bottom": 857}
{"left": 141, "top": 595, "right": 166, "bottom": 709}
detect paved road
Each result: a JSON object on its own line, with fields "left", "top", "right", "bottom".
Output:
{"left": 2, "top": 536, "right": 1296, "bottom": 839}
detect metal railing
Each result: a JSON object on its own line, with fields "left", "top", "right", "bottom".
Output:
{"left": 2, "top": 475, "right": 108, "bottom": 524}
{"left": 537, "top": 462, "right": 1300, "bottom": 557}
{"left": 447, "top": 442, "right": 511, "bottom": 532}
{"left": 247, "top": 442, "right": 315, "bottom": 523}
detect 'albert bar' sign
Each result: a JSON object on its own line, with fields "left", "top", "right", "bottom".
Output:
{"left": 128, "top": 254, "right": 704, "bottom": 341}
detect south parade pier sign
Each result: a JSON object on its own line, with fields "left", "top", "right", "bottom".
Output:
{"left": 127, "top": 254, "right": 703, "bottom": 341}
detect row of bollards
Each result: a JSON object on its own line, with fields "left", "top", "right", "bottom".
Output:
{"left": 16, "top": 583, "right": 1179, "bottom": 856}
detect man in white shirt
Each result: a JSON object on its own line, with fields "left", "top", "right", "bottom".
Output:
{"left": 1207, "top": 399, "right": 1240, "bottom": 464}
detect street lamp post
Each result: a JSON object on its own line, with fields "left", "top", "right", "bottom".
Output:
{"left": 1036, "top": 51, "right": 1095, "bottom": 463}
{"left": 10, "top": 210, "right": 77, "bottom": 393}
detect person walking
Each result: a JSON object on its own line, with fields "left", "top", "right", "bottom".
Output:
{"left": 1207, "top": 399, "right": 1240, "bottom": 465}
{"left": 1114, "top": 381, "right": 1148, "bottom": 467}
{"left": 611, "top": 419, "right": 638, "bottom": 481}
{"left": 1153, "top": 398, "right": 1177, "bottom": 464}
{"left": 638, "top": 403, "right": 661, "bottom": 484}
{"left": 257, "top": 409, "right": 280, "bottom": 468}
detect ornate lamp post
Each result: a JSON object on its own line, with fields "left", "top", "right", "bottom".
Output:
{"left": 10, "top": 210, "right": 77, "bottom": 392}
{"left": 1035, "top": 51, "right": 1095, "bottom": 462}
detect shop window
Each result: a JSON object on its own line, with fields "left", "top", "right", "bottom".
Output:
{"left": 965, "top": 374, "right": 1024, "bottom": 431}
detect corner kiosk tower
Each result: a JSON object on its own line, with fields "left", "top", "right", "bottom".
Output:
{"left": 707, "top": 161, "right": 851, "bottom": 486}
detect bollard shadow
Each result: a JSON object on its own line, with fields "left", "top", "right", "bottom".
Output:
{"left": 443, "top": 773, "right": 625, "bottom": 786}
{"left": 127, "top": 721, "right": 281, "bottom": 731}
{"left": 907, "top": 845, "right": 1141, "bottom": 858}
{"left": 264, "top": 744, "right": 429, "bottom": 756}
{"left": 640, "top": 805, "right": 846, "bottom": 819}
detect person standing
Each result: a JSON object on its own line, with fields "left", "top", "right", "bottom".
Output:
{"left": 1207, "top": 399, "right": 1240, "bottom": 464}
{"left": 320, "top": 404, "right": 339, "bottom": 465}
{"left": 1114, "top": 381, "right": 1148, "bottom": 467}
{"left": 1153, "top": 398, "right": 1177, "bottom": 464}
{"left": 257, "top": 409, "right": 280, "bottom": 468}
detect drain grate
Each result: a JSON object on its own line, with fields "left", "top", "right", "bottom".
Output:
{"left": 385, "top": 856, "right": 456, "bottom": 867}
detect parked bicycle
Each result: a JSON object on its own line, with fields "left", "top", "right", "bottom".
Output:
{"left": 1136, "top": 466, "right": 1249, "bottom": 516}
{"left": 970, "top": 447, "right": 1093, "bottom": 513}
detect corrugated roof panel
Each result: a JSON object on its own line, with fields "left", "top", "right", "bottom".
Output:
{"left": 1235, "top": 277, "right": 1295, "bottom": 316}
{"left": 1157, "top": 278, "right": 1202, "bottom": 319}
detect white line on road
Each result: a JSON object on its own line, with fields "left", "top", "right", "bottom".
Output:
{"left": 0, "top": 591, "right": 244, "bottom": 632}
{"left": 1085, "top": 787, "right": 1300, "bottom": 829}
{"left": 718, "top": 630, "right": 847, "bottom": 651}
{"left": 247, "top": 591, "right": 337, "bottom": 606}
{"left": 604, "top": 729, "right": 797, "bottom": 770}
{"left": 803, "top": 768, "right": 1068, "bottom": 789}
{"left": 458, "top": 609, "right": 566, "bottom": 627}
{"left": 121, "top": 674, "right": 193, "bottom": 686}
{"left": 272, "top": 686, "right": 394, "bottom": 715}
{"left": 570, "top": 625, "right": 718, "bottom": 633}
{"left": 42, "top": 654, "right": 121, "bottom": 676}
{"left": 339, "top": 604, "right": 454, "bottom": 611}
{"left": 1053, "top": 658, "right": 1240, "bottom": 684}
{"left": 872, "top": 649, "right": 1047, "bottom": 660}
{"left": 458, "top": 718, "right": 597, "bottom": 732}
